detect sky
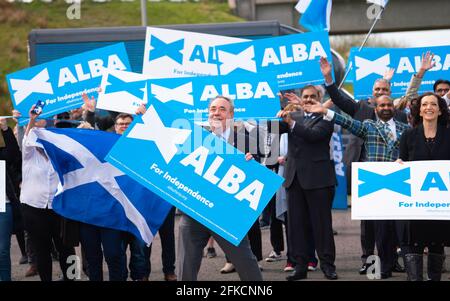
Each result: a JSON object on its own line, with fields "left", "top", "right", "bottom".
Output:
{"left": 374, "top": 29, "right": 450, "bottom": 48}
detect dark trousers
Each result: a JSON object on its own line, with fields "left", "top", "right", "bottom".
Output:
{"left": 149, "top": 207, "right": 176, "bottom": 275}
{"left": 286, "top": 177, "right": 336, "bottom": 273}
{"left": 226, "top": 219, "right": 262, "bottom": 263}
{"left": 79, "top": 223, "right": 126, "bottom": 281}
{"left": 402, "top": 245, "right": 444, "bottom": 255}
{"left": 15, "top": 230, "right": 26, "bottom": 257}
{"left": 374, "top": 220, "right": 396, "bottom": 274}
{"left": 22, "top": 204, "right": 75, "bottom": 281}
{"left": 267, "top": 196, "right": 284, "bottom": 254}
{"left": 360, "top": 220, "right": 376, "bottom": 264}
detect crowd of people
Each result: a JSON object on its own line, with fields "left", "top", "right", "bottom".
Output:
{"left": 0, "top": 51, "right": 449, "bottom": 282}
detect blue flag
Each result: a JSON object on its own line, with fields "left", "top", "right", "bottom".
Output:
{"left": 295, "top": 0, "right": 332, "bottom": 32}
{"left": 31, "top": 127, "right": 172, "bottom": 246}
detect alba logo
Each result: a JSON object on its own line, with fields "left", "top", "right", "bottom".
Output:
{"left": 358, "top": 168, "right": 450, "bottom": 198}
{"left": 199, "top": 82, "right": 275, "bottom": 101}
{"left": 10, "top": 68, "right": 53, "bottom": 105}
{"left": 10, "top": 54, "right": 126, "bottom": 106}
{"left": 355, "top": 54, "right": 390, "bottom": 81}
{"left": 150, "top": 83, "right": 194, "bottom": 106}
{"left": 149, "top": 36, "right": 184, "bottom": 64}
{"left": 127, "top": 105, "right": 191, "bottom": 164}
{"left": 396, "top": 54, "right": 450, "bottom": 74}
{"left": 358, "top": 168, "right": 411, "bottom": 197}
{"left": 149, "top": 35, "right": 222, "bottom": 65}
{"left": 261, "top": 41, "right": 327, "bottom": 67}
{"left": 218, "top": 46, "right": 257, "bottom": 75}
{"left": 104, "top": 74, "right": 147, "bottom": 100}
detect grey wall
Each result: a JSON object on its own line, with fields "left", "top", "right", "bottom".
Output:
{"left": 235, "top": 0, "right": 450, "bottom": 34}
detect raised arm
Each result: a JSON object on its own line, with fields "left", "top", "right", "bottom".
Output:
{"left": 25, "top": 105, "right": 40, "bottom": 136}
{"left": 395, "top": 51, "right": 435, "bottom": 110}
{"left": 320, "top": 57, "right": 359, "bottom": 116}
{"left": 307, "top": 100, "right": 368, "bottom": 139}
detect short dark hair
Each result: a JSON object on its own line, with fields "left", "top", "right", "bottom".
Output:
{"left": 374, "top": 95, "right": 393, "bottom": 107}
{"left": 410, "top": 92, "right": 449, "bottom": 127}
{"left": 433, "top": 79, "right": 450, "bottom": 92}
{"left": 115, "top": 113, "right": 133, "bottom": 123}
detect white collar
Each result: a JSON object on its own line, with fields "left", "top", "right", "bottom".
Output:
{"left": 213, "top": 127, "right": 231, "bottom": 142}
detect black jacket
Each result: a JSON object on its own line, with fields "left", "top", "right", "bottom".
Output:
{"left": 397, "top": 124, "right": 450, "bottom": 246}
{"left": 280, "top": 111, "right": 336, "bottom": 190}
{"left": 0, "top": 127, "right": 23, "bottom": 234}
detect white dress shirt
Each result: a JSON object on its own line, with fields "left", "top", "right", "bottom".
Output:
{"left": 20, "top": 129, "right": 59, "bottom": 209}
{"left": 213, "top": 127, "right": 231, "bottom": 142}
{"left": 380, "top": 118, "right": 397, "bottom": 141}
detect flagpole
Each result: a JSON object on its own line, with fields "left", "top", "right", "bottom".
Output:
{"left": 141, "top": 0, "right": 147, "bottom": 26}
{"left": 337, "top": 5, "right": 386, "bottom": 89}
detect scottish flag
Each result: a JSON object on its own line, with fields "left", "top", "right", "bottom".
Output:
{"left": 31, "top": 127, "right": 172, "bottom": 246}
{"left": 367, "top": 0, "right": 389, "bottom": 8}
{"left": 295, "top": 0, "right": 332, "bottom": 32}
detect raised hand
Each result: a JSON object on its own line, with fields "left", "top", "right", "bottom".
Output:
{"left": 283, "top": 92, "right": 301, "bottom": 105}
{"left": 276, "top": 109, "right": 293, "bottom": 127}
{"left": 245, "top": 152, "right": 253, "bottom": 161}
{"left": 383, "top": 68, "right": 395, "bottom": 82}
{"left": 12, "top": 109, "right": 21, "bottom": 123}
{"left": 135, "top": 103, "right": 147, "bottom": 115}
{"left": 305, "top": 100, "right": 327, "bottom": 115}
{"left": 0, "top": 118, "right": 7, "bottom": 131}
{"left": 82, "top": 93, "right": 96, "bottom": 112}
{"left": 417, "top": 51, "right": 435, "bottom": 78}
{"left": 319, "top": 56, "right": 333, "bottom": 83}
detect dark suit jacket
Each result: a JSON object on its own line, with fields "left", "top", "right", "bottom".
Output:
{"left": 398, "top": 124, "right": 450, "bottom": 246}
{"left": 228, "top": 126, "right": 257, "bottom": 158}
{"left": 280, "top": 111, "right": 336, "bottom": 190}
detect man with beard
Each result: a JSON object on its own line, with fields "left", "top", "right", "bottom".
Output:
{"left": 306, "top": 95, "right": 410, "bottom": 279}
{"left": 318, "top": 54, "right": 435, "bottom": 275}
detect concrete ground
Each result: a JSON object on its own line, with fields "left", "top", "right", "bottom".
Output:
{"left": 10, "top": 209, "right": 450, "bottom": 281}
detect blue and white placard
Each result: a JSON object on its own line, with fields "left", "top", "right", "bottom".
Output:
{"left": 215, "top": 31, "right": 333, "bottom": 90}
{"left": 142, "top": 27, "right": 248, "bottom": 78}
{"left": 97, "top": 69, "right": 281, "bottom": 120}
{"left": 351, "top": 45, "right": 450, "bottom": 100}
{"left": 352, "top": 161, "right": 450, "bottom": 220}
{"left": 106, "top": 102, "right": 284, "bottom": 245}
{"left": 7, "top": 43, "right": 131, "bottom": 125}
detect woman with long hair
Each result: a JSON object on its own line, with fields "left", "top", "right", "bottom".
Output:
{"left": 397, "top": 92, "right": 450, "bottom": 281}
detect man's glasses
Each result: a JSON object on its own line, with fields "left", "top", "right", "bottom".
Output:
{"left": 116, "top": 122, "right": 131, "bottom": 126}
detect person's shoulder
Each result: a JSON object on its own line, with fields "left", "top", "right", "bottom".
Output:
{"left": 395, "top": 120, "right": 411, "bottom": 130}
{"left": 362, "top": 118, "right": 376, "bottom": 126}
{"left": 439, "top": 124, "right": 450, "bottom": 136}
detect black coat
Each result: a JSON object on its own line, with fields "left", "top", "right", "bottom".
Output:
{"left": 280, "top": 111, "right": 336, "bottom": 190}
{"left": 0, "top": 127, "right": 23, "bottom": 234}
{"left": 398, "top": 124, "right": 450, "bottom": 246}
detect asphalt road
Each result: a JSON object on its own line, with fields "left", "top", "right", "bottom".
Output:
{"left": 10, "top": 209, "right": 450, "bottom": 281}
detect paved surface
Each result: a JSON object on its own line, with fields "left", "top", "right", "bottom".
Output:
{"left": 10, "top": 209, "right": 450, "bottom": 281}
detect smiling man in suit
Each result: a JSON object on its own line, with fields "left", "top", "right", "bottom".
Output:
{"left": 176, "top": 95, "right": 263, "bottom": 281}
{"left": 307, "top": 94, "right": 410, "bottom": 279}
{"left": 278, "top": 86, "right": 338, "bottom": 281}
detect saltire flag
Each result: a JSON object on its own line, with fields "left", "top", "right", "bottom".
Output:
{"left": 295, "top": 0, "right": 332, "bottom": 32}
{"left": 367, "top": 0, "right": 389, "bottom": 8}
{"left": 30, "top": 127, "right": 173, "bottom": 246}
